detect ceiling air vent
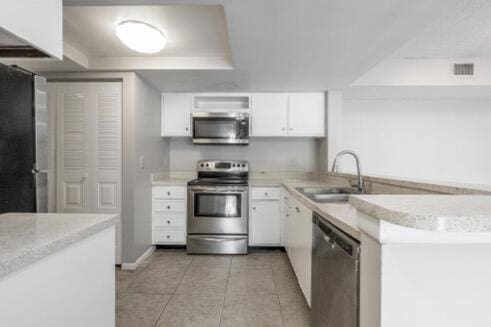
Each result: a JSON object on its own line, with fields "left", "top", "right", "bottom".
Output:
{"left": 452, "top": 63, "right": 474, "bottom": 76}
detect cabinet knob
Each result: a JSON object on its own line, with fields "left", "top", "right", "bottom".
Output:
{"left": 167, "top": 220, "right": 171, "bottom": 224}
{"left": 185, "top": 127, "right": 189, "bottom": 131}
{"left": 166, "top": 235, "right": 170, "bottom": 239}
{"left": 281, "top": 127, "right": 286, "bottom": 131}
{"left": 167, "top": 205, "right": 171, "bottom": 209}
{"left": 253, "top": 207, "right": 256, "bottom": 210}
{"left": 289, "top": 128, "right": 293, "bottom": 131}
{"left": 295, "top": 207, "right": 300, "bottom": 213}
{"left": 167, "top": 191, "right": 171, "bottom": 196}
{"left": 264, "top": 192, "right": 268, "bottom": 196}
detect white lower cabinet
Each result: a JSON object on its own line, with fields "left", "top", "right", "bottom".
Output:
{"left": 282, "top": 187, "right": 312, "bottom": 307}
{"left": 152, "top": 186, "right": 186, "bottom": 245}
{"left": 250, "top": 187, "right": 281, "bottom": 246}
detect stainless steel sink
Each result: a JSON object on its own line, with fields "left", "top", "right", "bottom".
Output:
{"left": 295, "top": 186, "right": 361, "bottom": 203}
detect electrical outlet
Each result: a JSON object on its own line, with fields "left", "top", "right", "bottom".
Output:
{"left": 288, "top": 158, "right": 299, "bottom": 168}
{"left": 139, "top": 155, "right": 145, "bottom": 169}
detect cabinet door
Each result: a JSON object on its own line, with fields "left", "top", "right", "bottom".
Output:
{"left": 161, "top": 93, "right": 191, "bottom": 136}
{"left": 251, "top": 93, "right": 288, "bottom": 136}
{"left": 298, "top": 204, "right": 313, "bottom": 306}
{"left": 287, "top": 93, "right": 325, "bottom": 137}
{"left": 250, "top": 200, "right": 281, "bottom": 245}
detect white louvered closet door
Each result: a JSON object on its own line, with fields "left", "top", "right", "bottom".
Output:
{"left": 56, "top": 83, "right": 91, "bottom": 212}
{"left": 56, "top": 82, "right": 122, "bottom": 215}
{"left": 93, "top": 83, "right": 122, "bottom": 214}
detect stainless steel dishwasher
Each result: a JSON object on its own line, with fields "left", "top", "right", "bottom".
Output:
{"left": 312, "top": 213, "right": 361, "bottom": 327}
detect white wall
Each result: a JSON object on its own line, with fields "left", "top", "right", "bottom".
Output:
{"left": 338, "top": 95, "right": 491, "bottom": 185}
{"left": 133, "top": 75, "right": 169, "bottom": 259}
{"left": 169, "top": 138, "right": 320, "bottom": 172}
{"left": 353, "top": 58, "right": 491, "bottom": 86}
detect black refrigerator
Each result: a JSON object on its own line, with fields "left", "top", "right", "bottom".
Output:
{"left": 0, "top": 63, "right": 48, "bottom": 213}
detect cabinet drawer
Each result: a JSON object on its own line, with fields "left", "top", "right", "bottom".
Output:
{"left": 251, "top": 187, "right": 281, "bottom": 200}
{"left": 153, "top": 186, "right": 186, "bottom": 200}
{"left": 153, "top": 200, "right": 186, "bottom": 213}
{"left": 153, "top": 230, "right": 186, "bottom": 244}
{"left": 153, "top": 214, "right": 186, "bottom": 229}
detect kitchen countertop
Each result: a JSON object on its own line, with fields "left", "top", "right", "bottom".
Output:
{"left": 151, "top": 173, "right": 491, "bottom": 237}
{"left": 281, "top": 181, "right": 361, "bottom": 240}
{"left": 350, "top": 195, "right": 491, "bottom": 233}
{"left": 0, "top": 213, "right": 118, "bottom": 279}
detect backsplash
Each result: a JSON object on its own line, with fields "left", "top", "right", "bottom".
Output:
{"left": 168, "top": 138, "right": 321, "bottom": 172}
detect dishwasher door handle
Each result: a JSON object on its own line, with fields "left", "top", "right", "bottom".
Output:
{"left": 323, "top": 235, "right": 336, "bottom": 249}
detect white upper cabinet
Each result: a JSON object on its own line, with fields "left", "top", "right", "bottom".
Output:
{"left": 251, "top": 93, "right": 288, "bottom": 136}
{"left": 161, "top": 93, "right": 192, "bottom": 137}
{"left": 251, "top": 93, "right": 325, "bottom": 137}
{"left": 161, "top": 92, "right": 325, "bottom": 138}
{"left": 288, "top": 93, "right": 325, "bottom": 137}
{"left": 0, "top": 0, "right": 62, "bottom": 59}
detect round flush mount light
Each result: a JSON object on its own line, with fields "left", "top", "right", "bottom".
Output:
{"left": 116, "top": 20, "right": 166, "bottom": 54}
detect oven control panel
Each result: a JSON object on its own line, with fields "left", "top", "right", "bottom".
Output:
{"left": 197, "top": 160, "right": 248, "bottom": 172}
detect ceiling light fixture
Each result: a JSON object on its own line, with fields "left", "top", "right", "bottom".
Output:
{"left": 116, "top": 20, "right": 166, "bottom": 54}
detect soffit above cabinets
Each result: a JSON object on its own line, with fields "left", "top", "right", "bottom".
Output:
{"left": 1, "top": 5, "right": 232, "bottom": 72}
{"left": 3, "top": 0, "right": 472, "bottom": 91}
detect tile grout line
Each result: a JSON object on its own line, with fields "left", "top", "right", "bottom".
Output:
{"left": 218, "top": 256, "right": 234, "bottom": 327}
{"left": 152, "top": 251, "right": 194, "bottom": 327}
{"left": 271, "top": 254, "right": 287, "bottom": 327}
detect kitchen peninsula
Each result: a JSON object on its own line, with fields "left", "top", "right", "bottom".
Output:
{"left": 0, "top": 213, "right": 118, "bottom": 327}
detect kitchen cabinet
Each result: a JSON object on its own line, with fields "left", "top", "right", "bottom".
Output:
{"left": 251, "top": 93, "right": 288, "bottom": 136}
{"left": 152, "top": 185, "right": 187, "bottom": 245}
{"left": 250, "top": 187, "right": 281, "bottom": 246}
{"left": 287, "top": 93, "right": 325, "bottom": 137}
{"left": 250, "top": 93, "right": 325, "bottom": 137}
{"left": 160, "top": 92, "right": 325, "bottom": 138}
{"left": 283, "top": 187, "right": 312, "bottom": 307}
{"left": 161, "top": 93, "right": 192, "bottom": 136}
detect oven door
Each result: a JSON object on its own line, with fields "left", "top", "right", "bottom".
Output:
{"left": 192, "top": 112, "right": 249, "bottom": 144}
{"left": 188, "top": 185, "right": 248, "bottom": 234}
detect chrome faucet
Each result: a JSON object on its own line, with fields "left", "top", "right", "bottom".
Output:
{"left": 331, "top": 150, "right": 365, "bottom": 193}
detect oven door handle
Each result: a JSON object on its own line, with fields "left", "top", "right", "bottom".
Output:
{"left": 189, "top": 186, "right": 248, "bottom": 193}
{"left": 197, "top": 237, "right": 246, "bottom": 242}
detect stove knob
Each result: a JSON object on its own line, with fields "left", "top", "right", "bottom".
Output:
{"left": 242, "top": 164, "right": 246, "bottom": 167}
{"left": 206, "top": 164, "right": 209, "bottom": 167}
{"left": 232, "top": 164, "right": 236, "bottom": 167}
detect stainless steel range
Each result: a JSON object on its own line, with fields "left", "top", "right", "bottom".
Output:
{"left": 187, "top": 160, "right": 249, "bottom": 254}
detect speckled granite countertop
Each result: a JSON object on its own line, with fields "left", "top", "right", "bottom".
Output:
{"left": 350, "top": 195, "right": 491, "bottom": 232}
{"left": 281, "top": 181, "right": 361, "bottom": 240}
{"left": 0, "top": 213, "right": 118, "bottom": 279}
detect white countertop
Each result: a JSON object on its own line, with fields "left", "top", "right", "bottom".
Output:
{"left": 350, "top": 195, "right": 491, "bottom": 233}
{"left": 0, "top": 213, "right": 118, "bottom": 279}
{"left": 150, "top": 172, "right": 491, "bottom": 238}
{"left": 281, "top": 181, "right": 361, "bottom": 240}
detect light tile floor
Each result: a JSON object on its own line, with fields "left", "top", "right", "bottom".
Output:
{"left": 116, "top": 249, "right": 311, "bottom": 327}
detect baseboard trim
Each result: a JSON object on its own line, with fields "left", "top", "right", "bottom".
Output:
{"left": 121, "top": 245, "right": 155, "bottom": 271}
{"left": 248, "top": 246, "right": 286, "bottom": 252}
{"left": 156, "top": 245, "right": 186, "bottom": 250}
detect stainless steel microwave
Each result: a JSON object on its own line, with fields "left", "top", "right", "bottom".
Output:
{"left": 192, "top": 112, "right": 249, "bottom": 145}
